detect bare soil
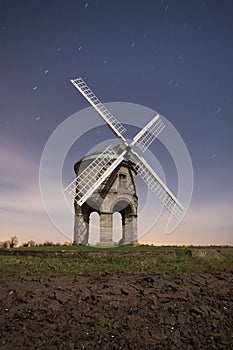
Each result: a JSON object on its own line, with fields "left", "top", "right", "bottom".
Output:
{"left": 0, "top": 271, "right": 232, "bottom": 349}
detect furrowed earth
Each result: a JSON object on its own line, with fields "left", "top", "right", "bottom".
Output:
{"left": 0, "top": 270, "right": 232, "bottom": 349}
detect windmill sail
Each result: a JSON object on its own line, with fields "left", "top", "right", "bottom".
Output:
{"left": 64, "top": 146, "right": 127, "bottom": 206}
{"left": 131, "top": 150, "right": 183, "bottom": 218}
{"left": 132, "top": 114, "right": 165, "bottom": 152}
{"left": 68, "top": 77, "right": 184, "bottom": 218}
{"left": 71, "top": 77, "right": 126, "bottom": 141}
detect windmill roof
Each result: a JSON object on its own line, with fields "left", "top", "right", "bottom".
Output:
{"left": 74, "top": 145, "right": 136, "bottom": 171}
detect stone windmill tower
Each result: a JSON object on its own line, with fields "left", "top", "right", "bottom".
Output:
{"left": 73, "top": 150, "right": 138, "bottom": 246}
{"left": 65, "top": 77, "right": 184, "bottom": 246}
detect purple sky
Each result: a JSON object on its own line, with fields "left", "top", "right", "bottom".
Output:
{"left": 0, "top": 0, "right": 232, "bottom": 245}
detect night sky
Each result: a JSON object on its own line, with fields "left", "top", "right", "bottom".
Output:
{"left": 0, "top": 0, "right": 232, "bottom": 245}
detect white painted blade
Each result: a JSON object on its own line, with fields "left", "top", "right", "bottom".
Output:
{"left": 131, "top": 114, "right": 165, "bottom": 152}
{"left": 131, "top": 150, "right": 184, "bottom": 218}
{"left": 71, "top": 77, "right": 127, "bottom": 142}
{"left": 64, "top": 146, "right": 126, "bottom": 206}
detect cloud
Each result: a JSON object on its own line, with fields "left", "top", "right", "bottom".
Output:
{"left": 1, "top": 137, "right": 232, "bottom": 246}
{"left": 140, "top": 198, "right": 233, "bottom": 245}
{"left": 0, "top": 137, "right": 42, "bottom": 212}
{"left": 0, "top": 137, "right": 71, "bottom": 244}
{"left": 0, "top": 138, "right": 36, "bottom": 185}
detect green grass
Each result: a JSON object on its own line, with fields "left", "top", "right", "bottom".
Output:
{"left": 0, "top": 247, "right": 232, "bottom": 276}
{"left": 13, "top": 244, "right": 227, "bottom": 254}
{"left": 13, "top": 244, "right": 177, "bottom": 251}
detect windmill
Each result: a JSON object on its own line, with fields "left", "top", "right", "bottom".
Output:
{"left": 65, "top": 77, "right": 184, "bottom": 245}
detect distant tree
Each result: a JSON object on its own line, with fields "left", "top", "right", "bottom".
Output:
{"left": 9, "top": 236, "right": 18, "bottom": 248}
{"left": 64, "top": 241, "right": 72, "bottom": 246}
{"left": 27, "top": 240, "right": 36, "bottom": 247}
{"left": 0, "top": 241, "right": 10, "bottom": 249}
{"left": 43, "top": 241, "right": 54, "bottom": 246}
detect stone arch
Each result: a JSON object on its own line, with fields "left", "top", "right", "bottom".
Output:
{"left": 74, "top": 202, "right": 101, "bottom": 245}
{"left": 111, "top": 197, "right": 137, "bottom": 216}
{"left": 112, "top": 199, "right": 137, "bottom": 245}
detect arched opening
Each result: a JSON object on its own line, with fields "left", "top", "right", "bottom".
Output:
{"left": 112, "top": 212, "right": 122, "bottom": 244}
{"left": 113, "top": 200, "right": 132, "bottom": 216}
{"left": 89, "top": 212, "right": 100, "bottom": 246}
{"left": 113, "top": 200, "right": 133, "bottom": 245}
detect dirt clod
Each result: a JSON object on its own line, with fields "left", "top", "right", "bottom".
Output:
{"left": 0, "top": 271, "right": 232, "bottom": 349}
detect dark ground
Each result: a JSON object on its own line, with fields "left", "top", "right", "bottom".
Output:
{"left": 0, "top": 272, "right": 232, "bottom": 349}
